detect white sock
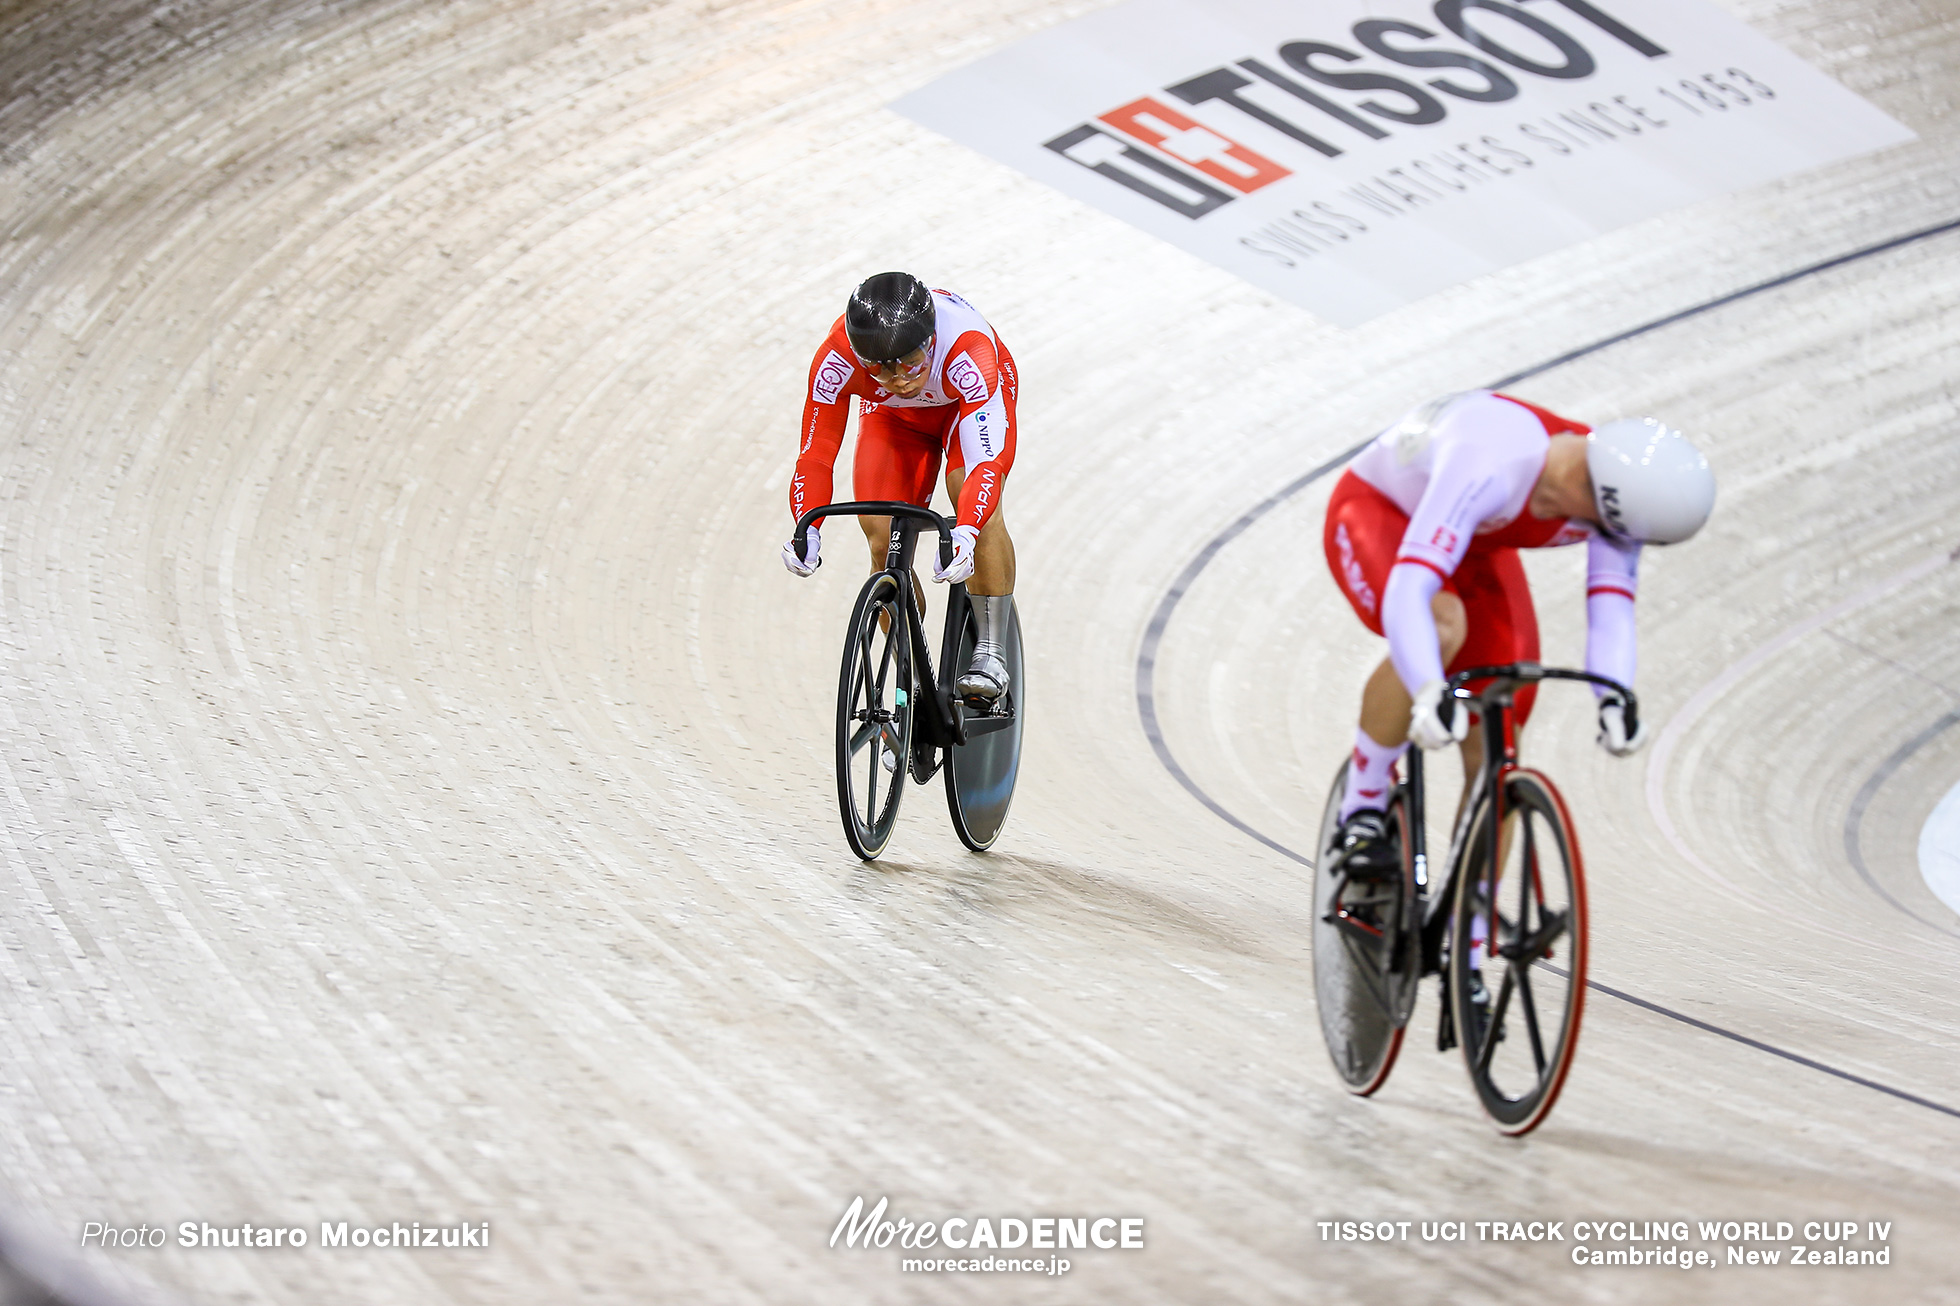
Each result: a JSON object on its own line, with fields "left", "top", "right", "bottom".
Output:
{"left": 1338, "top": 727, "right": 1408, "bottom": 822}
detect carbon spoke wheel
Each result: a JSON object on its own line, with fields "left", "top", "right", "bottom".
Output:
{"left": 836, "top": 574, "right": 912, "bottom": 860}
{"left": 1311, "top": 760, "right": 1420, "bottom": 1096}
{"left": 1447, "top": 769, "right": 1588, "bottom": 1134}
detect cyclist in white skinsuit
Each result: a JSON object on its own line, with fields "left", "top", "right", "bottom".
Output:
{"left": 1321, "top": 390, "right": 1716, "bottom": 875}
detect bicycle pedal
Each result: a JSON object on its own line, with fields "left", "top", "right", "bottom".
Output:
{"left": 1466, "top": 973, "right": 1505, "bottom": 1047}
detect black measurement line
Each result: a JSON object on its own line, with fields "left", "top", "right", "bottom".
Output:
{"left": 1542, "top": 964, "right": 1960, "bottom": 1121}
{"left": 1843, "top": 710, "right": 1960, "bottom": 938}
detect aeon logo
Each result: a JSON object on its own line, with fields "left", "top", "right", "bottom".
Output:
{"left": 812, "top": 350, "right": 855, "bottom": 404}
{"left": 947, "top": 353, "right": 989, "bottom": 405}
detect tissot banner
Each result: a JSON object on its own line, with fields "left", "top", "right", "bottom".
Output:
{"left": 893, "top": 0, "right": 1914, "bottom": 325}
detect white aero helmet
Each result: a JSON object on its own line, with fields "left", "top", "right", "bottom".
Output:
{"left": 1586, "top": 417, "right": 1715, "bottom": 544}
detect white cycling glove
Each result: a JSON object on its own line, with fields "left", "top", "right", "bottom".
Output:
{"left": 1408, "top": 679, "right": 1469, "bottom": 751}
{"left": 1596, "top": 694, "right": 1648, "bottom": 757}
{"left": 782, "top": 525, "right": 820, "bottom": 578}
{"left": 931, "top": 524, "right": 979, "bottom": 585}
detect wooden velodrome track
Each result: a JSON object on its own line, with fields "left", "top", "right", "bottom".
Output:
{"left": 2, "top": 1, "right": 1957, "bottom": 1302}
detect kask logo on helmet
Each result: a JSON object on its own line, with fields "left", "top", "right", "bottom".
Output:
{"left": 1597, "top": 483, "right": 1627, "bottom": 535}
{"left": 1042, "top": 0, "right": 1667, "bottom": 220}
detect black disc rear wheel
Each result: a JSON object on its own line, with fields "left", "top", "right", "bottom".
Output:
{"left": 1446, "top": 768, "right": 1588, "bottom": 1134}
{"left": 944, "top": 595, "right": 1024, "bottom": 851}
{"left": 1311, "top": 760, "right": 1419, "bottom": 1095}
{"left": 836, "top": 574, "right": 913, "bottom": 860}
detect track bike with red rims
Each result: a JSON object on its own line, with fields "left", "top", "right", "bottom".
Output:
{"left": 1312, "top": 663, "right": 1633, "bottom": 1135}
{"left": 792, "top": 501, "right": 1024, "bottom": 861}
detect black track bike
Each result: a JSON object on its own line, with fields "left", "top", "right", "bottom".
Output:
{"left": 1312, "top": 663, "right": 1632, "bottom": 1135}
{"left": 793, "top": 501, "right": 1024, "bottom": 861}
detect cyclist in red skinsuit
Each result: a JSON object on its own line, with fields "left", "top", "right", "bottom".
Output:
{"left": 1321, "top": 389, "right": 1715, "bottom": 880}
{"left": 781, "top": 273, "right": 1019, "bottom": 702}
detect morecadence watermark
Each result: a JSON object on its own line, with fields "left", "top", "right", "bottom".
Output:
{"left": 831, "top": 1196, "right": 1144, "bottom": 1277}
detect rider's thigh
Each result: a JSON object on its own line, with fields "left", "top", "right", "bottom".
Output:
{"left": 1432, "top": 589, "right": 1468, "bottom": 662}
{"left": 859, "top": 514, "right": 892, "bottom": 566}
{"left": 1321, "top": 470, "right": 1404, "bottom": 635}
{"left": 1446, "top": 546, "right": 1543, "bottom": 726}
{"left": 854, "top": 406, "right": 942, "bottom": 507}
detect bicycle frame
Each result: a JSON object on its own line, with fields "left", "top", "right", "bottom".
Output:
{"left": 1407, "top": 663, "right": 1636, "bottom": 970}
{"left": 794, "top": 500, "right": 970, "bottom": 752}
{"left": 1312, "top": 658, "right": 1631, "bottom": 1125}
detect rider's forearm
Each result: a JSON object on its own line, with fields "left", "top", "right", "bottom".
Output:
{"left": 1583, "top": 531, "right": 1639, "bottom": 694}
{"left": 954, "top": 460, "right": 1005, "bottom": 534}
{"left": 790, "top": 399, "right": 848, "bottom": 521}
{"left": 1383, "top": 561, "right": 1447, "bottom": 695}
{"left": 789, "top": 458, "right": 834, "bottom": 523}
{"left": 1584, "top": 589, "right": 1636, "bottom": 695}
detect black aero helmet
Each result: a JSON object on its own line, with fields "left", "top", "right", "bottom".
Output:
{"left": 845, "top": 272, "right": 935, "bottom": 363}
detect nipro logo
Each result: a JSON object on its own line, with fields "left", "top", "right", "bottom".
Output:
{"left": 1043, "top": 0, "right": 1667, "bottom": 219}
{"left": 812, "top": 350, "right": 855, "bottom": 405}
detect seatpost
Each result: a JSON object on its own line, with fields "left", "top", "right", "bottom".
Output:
{"left": 1405, "top": 747, "right": 1428, "bottom": 890}
{"left": 1485, "top": 694, "right": 1509, "bottom": 773}
{"left": 1484, "top": 693, "right": 1507, "bottom": 873}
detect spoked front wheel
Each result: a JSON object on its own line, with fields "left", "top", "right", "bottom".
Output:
{"left": 836, "top": 574, "right": 913, "bottom": 860}
{"left": 1310, "top": 760, "right": 1420, "bottom": 1095}
{"left": 1446, "top": 768, "right": 1588, "bottom": 1134}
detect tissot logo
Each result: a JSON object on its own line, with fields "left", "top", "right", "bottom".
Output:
{"left": 898, "top": 0, "right": 1912, "bottom": 323}
{"left": 1046, "top": 0, "right": 1667, "bottom": 220}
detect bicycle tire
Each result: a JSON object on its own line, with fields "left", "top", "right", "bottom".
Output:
{"left": 1446, "top": 768, "right": 1589, "bottom": 1134}
{"left": 836, "top": 573, "right": 913, "bottom": 860}
{"left": 1311, "top": 760, "right": 1420, "bottom": 1096}
{"left": 944, "top": 597, "right": 1024, "bottom": 852}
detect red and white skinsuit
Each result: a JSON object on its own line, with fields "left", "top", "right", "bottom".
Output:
{"left": 1323, "top": 390, "right": 1640, "bottom": 809}
{"left": 790, "top": 288, "right": 1018, "bottom": 536}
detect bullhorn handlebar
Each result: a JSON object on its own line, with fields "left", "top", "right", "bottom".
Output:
{"left": 794, "top": 501, "right": 956, "bottom": 572}
{"left": 1445, "top": 662, "right": 1639, "bottom": 738}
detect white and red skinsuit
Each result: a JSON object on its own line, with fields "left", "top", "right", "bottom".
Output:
{"left": 790, "top": 289, "right": 1018, "bottom": 534}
